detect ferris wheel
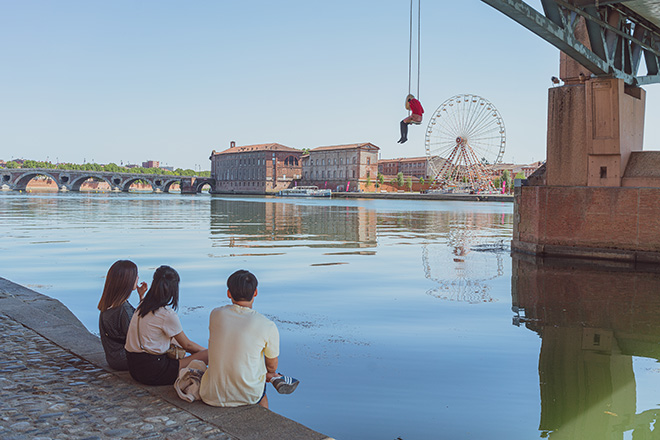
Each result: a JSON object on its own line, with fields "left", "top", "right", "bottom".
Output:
{"left": 425, "top": 94, "right": 506, "bottom": 191}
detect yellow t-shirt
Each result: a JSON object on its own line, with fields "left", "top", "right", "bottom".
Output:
{"left": 200, "top": 304, "right": 280, "bottom": 407}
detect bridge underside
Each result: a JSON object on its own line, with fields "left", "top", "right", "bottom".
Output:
{"left": 483, "top": 0, "right": 660, "bottom": 262}
{"left": 482, "top": 0, "right": 660, "bottom": 86}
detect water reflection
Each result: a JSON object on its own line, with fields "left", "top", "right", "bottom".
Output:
{"left": 209, "top": 199, "right": 377, "bottom": 248}
{"left": 513, "top": 255, "right": 660, "bottom": 440}
{"left": 421, "top": 211, "right": 510, "bottom": 303}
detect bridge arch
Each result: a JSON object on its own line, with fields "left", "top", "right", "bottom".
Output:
{"left": 194, "top": 179, "right": 215, "bottom": 193}
{"left": 13, "top": 171, "right": 62, "bottom": 191}
{"left": 67, "top": 174, "right": 115, "bottom": 191}
{"left": 121, "top": 177, "right": 156, "bottom": 192}
{"left": 162, "top": 178, "right": 183, "bottom": 193}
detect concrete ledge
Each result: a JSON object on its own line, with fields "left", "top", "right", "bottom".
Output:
{"left": 333, "top": 192, "right": 514, "bottom": 202}
{"left": 512, "top": 239, "right": 660, "bottom": 267}
{"left": 0, "top": 277, "right": 332, "bottom": 440}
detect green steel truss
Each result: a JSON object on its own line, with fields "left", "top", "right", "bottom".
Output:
{"left": 481, "top": 0, "right": 660, "bottom": 85}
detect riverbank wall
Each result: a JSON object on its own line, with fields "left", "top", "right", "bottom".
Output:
{"left": 0, "top": 277, "right": 331, "bottom": 440}
{"left": 333, "top": 192, "right": 514, "bottom": 202}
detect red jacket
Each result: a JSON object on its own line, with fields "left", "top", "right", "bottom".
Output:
{"left": 409, "top": 98, "right": 424, "bottom": 116}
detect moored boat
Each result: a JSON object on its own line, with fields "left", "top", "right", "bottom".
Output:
{"left": 278, "top": 186, "right": 332, "bottom": 197}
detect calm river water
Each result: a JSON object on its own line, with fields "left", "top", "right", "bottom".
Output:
{"left": 1, "top": 191, "right": 660, "bottom": 440}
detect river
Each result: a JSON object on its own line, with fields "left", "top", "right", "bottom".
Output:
{"left": 1, "top": 191, "right": 659, "bottom": 440}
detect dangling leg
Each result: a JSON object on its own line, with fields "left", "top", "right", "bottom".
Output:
{"left": 398, "top": 120, "right": 409, "bottom": 144}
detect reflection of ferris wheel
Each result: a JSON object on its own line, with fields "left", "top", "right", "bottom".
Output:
{"left": 425, "top": 94, "right": 506, "bottom": 191}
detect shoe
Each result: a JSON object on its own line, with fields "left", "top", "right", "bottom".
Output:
{"left": 400, "top": 138, "right": 408, "bottom": 144}
{"left": 270, "top": 374, "right": 300, "bottom": 394}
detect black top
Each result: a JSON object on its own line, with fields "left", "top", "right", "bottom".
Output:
{"left": 99, "top": 301, "right": 135, "bottom": 370}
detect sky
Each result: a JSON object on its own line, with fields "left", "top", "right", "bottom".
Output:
{"left": 2, "top": 0, "right": 660, "bottom": 171}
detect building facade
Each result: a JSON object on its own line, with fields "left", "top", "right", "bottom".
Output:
{"left": 301, "top": 143, "right": 379, "bottom": 191}
{"left": 378, "top": 156, "right": 430, "bottom": 179}
{"left": 491, "top": 161, "right": 544, "bottom": 179}
{"left": 210, "top": 142, "right": 303, "bottom": 194}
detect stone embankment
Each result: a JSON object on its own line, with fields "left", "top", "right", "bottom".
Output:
{"left": 0, "top": 278, "right": 332, "bottom": 440}
{"left": 334, "top": 191, "right": 513, "bottom": 202}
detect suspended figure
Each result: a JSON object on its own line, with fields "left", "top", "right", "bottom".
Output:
{"left": 398, "top": 94, "right": 424, "bottom": 144}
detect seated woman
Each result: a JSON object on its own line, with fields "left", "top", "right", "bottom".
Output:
{"left": 125, "top": 265, "right": 208, "bottom": 385}
{"left": 98, "top": 260, "right": 147, "bottom": 371}
{"left": 398, "top": 94, "right": 424, "bottom": 144}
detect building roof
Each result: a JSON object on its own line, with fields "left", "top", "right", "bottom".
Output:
{"left": 310, "top": 142, "right": 380, "bottom": 152}
{"left": 212, "top": 143, "right": 301, "bottom": 156}
{"left": 379, "top": 156, "right": 428, "bottom": 163}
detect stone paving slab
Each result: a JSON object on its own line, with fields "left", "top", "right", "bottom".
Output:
{"left": 0, "top": 277, "right": 333, "bottom": 440}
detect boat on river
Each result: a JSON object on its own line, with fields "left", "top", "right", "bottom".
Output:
{"left": 278, "top": 186, "right": 332, "bottom": 197}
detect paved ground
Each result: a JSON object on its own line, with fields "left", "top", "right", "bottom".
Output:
{"left": 0, "top": 314, "right": 233, "bottom": 440}
{"left": 0, "top": 277, "right": 332, "bottom": 440}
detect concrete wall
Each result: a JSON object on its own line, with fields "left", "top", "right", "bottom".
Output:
{"left": 513, "top": 185, "right": 660, "bottom": 262}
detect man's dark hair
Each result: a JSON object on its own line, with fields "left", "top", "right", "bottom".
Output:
{"left": 227, "top": 270, "right": 258, "bottom": 302}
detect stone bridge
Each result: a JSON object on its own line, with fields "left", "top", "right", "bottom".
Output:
{"left": 0, "top": 168, "right": 215, "bottom": 194}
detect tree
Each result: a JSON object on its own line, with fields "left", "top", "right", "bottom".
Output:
{"left": 396, "top": 172, "right": 405, "bottom": 187}
{"left": 365, "top": 174, "right": 372, "bottom": 189}
{"left": 406, "top": 177, "right": 413, "bottom": 191}
{"left": 5, "top": 161, "right": 18, "bottom": 169}
{"left": 377, "top": 173, "right": 385, "bottom": 186}
{"left": 499, "top": 170, "right": 513, "bottom": 193}
{"left": 419, "top": 176, "right": 425, "bottom": 185}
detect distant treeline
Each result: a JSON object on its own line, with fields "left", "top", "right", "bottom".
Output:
{"left": 2, "top": 160, "right": 211, "bottom": 178}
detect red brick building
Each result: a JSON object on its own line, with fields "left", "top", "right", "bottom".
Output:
{"left": 491, "top": 161, "right": 544, "bottom": 178}
{"left": 210, "top": 142, "right": 302, "bottom": 194}
{"left": 301, "top": 143, "right": 379, "bottom": 191}
{"left": 378, "top": 156, "right": 430, "bottom": 179}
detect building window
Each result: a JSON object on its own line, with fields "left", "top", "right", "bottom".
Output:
{"left": 353, "top": 157, "right": 357, "bottom": 164}
{"left": 367, "top": 158, "right": 370, "bottom": 165}
{"left": 352, "top": 170, "right": 356, "bottom": 178}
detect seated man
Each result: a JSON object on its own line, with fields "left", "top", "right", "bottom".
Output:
{"left": 200, "top": 269, "right": 298, "bottom": 408}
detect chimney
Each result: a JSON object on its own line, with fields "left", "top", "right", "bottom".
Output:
{"left": 230, "top": 141, "right": 236, "bottom": 148}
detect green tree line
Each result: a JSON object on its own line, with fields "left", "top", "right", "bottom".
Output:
{"left": 2, "top": 160, "right": 210, "bottom": 177}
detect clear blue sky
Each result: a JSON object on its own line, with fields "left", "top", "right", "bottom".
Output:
{"left": 2, "top": 1, "right": 659, "bottom": 170}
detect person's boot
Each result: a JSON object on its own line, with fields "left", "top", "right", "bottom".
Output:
{"left": 398, "top": 120, "right": 408, "bottom": 143}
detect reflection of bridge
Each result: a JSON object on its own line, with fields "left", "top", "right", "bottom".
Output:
{"left": 512, "top": 255, "right": 660, "bottom": 439}
{"left": 1, "top": 168, "right": 215, "bottom": 193}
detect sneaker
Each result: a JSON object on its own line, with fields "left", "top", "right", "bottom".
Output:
{"left": 269, "top": 374, "right": 300, "bottom": 394}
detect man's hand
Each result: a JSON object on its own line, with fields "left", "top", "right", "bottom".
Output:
{"left": 266, "top": 371, "right": 281, "bottom": 383}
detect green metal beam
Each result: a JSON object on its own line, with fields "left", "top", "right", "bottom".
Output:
{"left": 481, "top": 0, "right": 660, "bottom": 85}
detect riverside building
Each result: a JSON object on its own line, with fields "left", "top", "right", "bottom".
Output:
{"left": 378, "top": 156, "right": 431, "bottom": 180}
{"left": 210, "top": 142, "right": 302, "bottom": 194}
{"left": 301, "top": 143, "right": 379, "bottom": 192}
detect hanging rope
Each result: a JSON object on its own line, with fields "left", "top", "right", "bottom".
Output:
{"left": 417, "top": 0, "right": 420, "bottom": 98}
{"left": 408, "top": 0, "right": 413, "bottom": 97}
{"left": 407, "top": 0, "right": 421, "bottom": 99}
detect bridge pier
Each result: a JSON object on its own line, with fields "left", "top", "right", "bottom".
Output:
{"left": 513, "top": 56, "right": 660, "bottom": 262}
{"left": 179, "top": 177, "right": 196, "bottom": 194}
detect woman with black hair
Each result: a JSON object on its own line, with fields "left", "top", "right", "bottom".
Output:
{"left": 98, "top": 260, "right": 148, "bottom": 370}
{"left": 125, "top": 265, "right": 208, "bottom": 385}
